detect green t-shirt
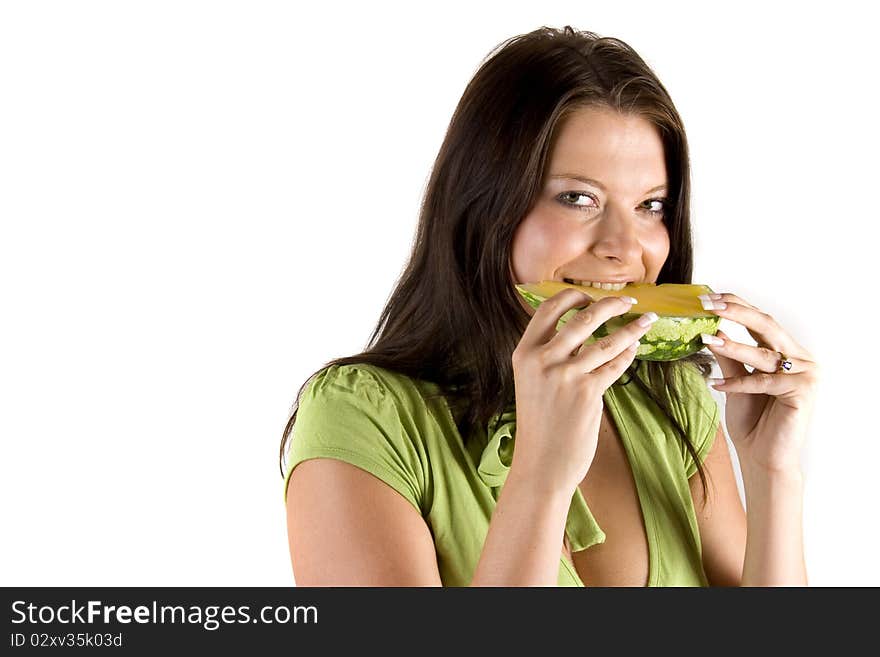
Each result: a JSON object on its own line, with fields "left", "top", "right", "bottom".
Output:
{"left": 282, "top": 359, "right": 720, "bottom": 587}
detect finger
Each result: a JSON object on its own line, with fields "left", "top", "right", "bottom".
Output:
{"left": 546, "top": 295, "right": 640, "bottom": 360}
{"left": 591, "top": 338, "right": 640, "bottom": 386}
{"left": 703, "top": 296, "right": 811, "bottom": 360}
{"left": 703, "top": 300, "right": 789, "bottom": 353}
{"left": 519, "top": 287, "right": 595, "bottom": 351}
{"left": 700, "top": 292, "right": 759, "bottom": 310}
{"left": 703, "top": 329, "right": 808, "bottom": 374}
{"left": 569, "top": 308, "right": 656, "bottom": 372}
{"left": 706, "top": 341, "right": 749, "bottom": 382}
{"left": 709, "top": 370, "right": 811, "bottom": 398}
{"left": 705, "top": 329, "right": 749, "bottom": 380}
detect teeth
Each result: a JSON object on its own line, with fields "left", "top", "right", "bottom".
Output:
{"left": 565, "top": 279, "right": 628, "bottom": 291}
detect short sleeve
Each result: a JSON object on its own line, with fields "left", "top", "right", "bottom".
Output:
{"left": 671, "top": 362, "right": 722, "bottom": 479}
{"left": 281, "top": 364, "right": 427, "bottom": 515}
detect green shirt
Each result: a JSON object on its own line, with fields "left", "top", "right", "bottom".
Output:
{"left": 282, "top": 360, "right": 720, "bottom": 587}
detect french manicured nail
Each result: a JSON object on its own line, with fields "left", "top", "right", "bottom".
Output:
{"left": 698, "top": 293, "right": 723, "bottom": 302}
{"left": 709, "top": 378, "right": 725, "bottom": 386}
{"left": 637, "top": 311, "right": 658, "bottom": 327}
{"left": 700, "top": 298, "right": 727, "bottom": 310}
{"left": 701, "top": 333, "right": 723, "bottom": 346}
{"left": 622, "top": 296, "right": 638, "bottom": 304}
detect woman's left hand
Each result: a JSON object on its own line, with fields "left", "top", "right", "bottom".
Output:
{"left": 699, "top": 292, "right": 819, "bottom": 474}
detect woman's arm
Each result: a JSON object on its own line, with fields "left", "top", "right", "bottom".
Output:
{"left": 471, "top": 467, "right": 574, "bottom": 586}
{"left": 697, "top": 292, "right": 815, "bottom": 587}
{"left": 287, "top": 458, "right": 443, "bottom": 586}
{"left": 287, "top": 456, "right": 575, "bottom": 587}
{"left": 690, "top": 425, "right": 807, "bottom": 586}
{"left": 740, "top": 465, "right": 807, "bottom": 586}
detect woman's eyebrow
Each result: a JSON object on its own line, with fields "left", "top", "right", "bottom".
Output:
{"left": 548, "top": 174, "right": 667, "bottom": 194}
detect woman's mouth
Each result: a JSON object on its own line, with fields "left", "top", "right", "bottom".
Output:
{"left": 562, "top": 277, "right": 632, "bottom": 291}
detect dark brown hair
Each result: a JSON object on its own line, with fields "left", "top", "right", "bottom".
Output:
{"left": 279, "top": 25, "right": 718, "bottom": 506}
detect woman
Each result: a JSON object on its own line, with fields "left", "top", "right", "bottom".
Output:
{"left": 279, "top": 26, "right": 818, "bottom": 586}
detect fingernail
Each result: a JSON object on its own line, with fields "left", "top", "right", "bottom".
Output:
{"left": 709, "top": 378, "right": 725, "bottom": 386}
{"left": 637, "top": 311, "right": 658, "bottom": 327}
{"left": 622, "top": 296, "right": 638, "bottom": 304}
{"left": 701, "top": 333, "right": 723, "bottom": 346}
{"left": 700, "top": 299, "right": 727, "bottom": 310}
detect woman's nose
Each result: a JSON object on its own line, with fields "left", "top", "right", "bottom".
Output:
{"left": 590, "top": 215, "right": 642, "bottom": 262}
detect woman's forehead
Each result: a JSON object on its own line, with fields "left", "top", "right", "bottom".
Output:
{"left": 546, "top": 109, "right": 667, "bottom": 191}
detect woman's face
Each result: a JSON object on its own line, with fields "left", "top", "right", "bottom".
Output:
{"left": 510, "top": 106, "right": 671, "bottom": 315}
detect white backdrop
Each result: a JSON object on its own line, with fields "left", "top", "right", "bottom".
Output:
{"left": 1, "top": 0, "right": 876, "bottom": 586}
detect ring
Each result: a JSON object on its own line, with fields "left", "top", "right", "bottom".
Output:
{"left": 777, "top": 352, "right": 793, "bottom": 373}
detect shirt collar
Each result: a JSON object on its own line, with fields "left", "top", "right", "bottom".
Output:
{"left": 478, "top": 403, "right": 606, "bottom": 552}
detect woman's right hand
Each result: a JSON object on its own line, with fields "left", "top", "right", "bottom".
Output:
{"left": 509, "top": 288, "right": 657, "bottom": 494}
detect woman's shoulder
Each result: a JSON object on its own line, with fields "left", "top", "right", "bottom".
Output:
{"left": 303, "top": 362, "right": 439, "bottom": 416}
{"left": 307, "top": 361, "right": 421, "bottom": 392}
{"left": 286, "top": 362, "right": 436, "bottom": 512}
{"left": 627, "top": 358, "right": 719, "bottom": 435}
{"left": 671, "top": 359, "right": 717, "bottom": 413}
{"left": 668, "top": 359, "right": 721, "bottom": 461}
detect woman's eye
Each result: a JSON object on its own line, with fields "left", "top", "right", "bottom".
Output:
{"left": 643, "top": 198, "right": 669, "bottom": 216}
{"left": 556, "top": 191, "right": 669, "bottom": 218}
{"left": 556, "top": 191, "right": 597, "bottom": 209}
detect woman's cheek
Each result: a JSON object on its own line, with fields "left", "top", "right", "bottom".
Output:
{"left": 647, "top": 225, "right": 671, "bottom": 274}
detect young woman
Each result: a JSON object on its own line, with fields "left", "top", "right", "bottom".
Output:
{"left": 279, "top": 26, "right": 817, "bottom": 586}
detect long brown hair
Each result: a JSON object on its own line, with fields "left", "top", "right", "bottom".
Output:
{"left": 279, "top": 25, "right": 717, "bottom": 506}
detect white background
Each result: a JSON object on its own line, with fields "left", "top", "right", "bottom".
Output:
{"left": 1, "top": 1, "right": 877, "bottom": 586}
